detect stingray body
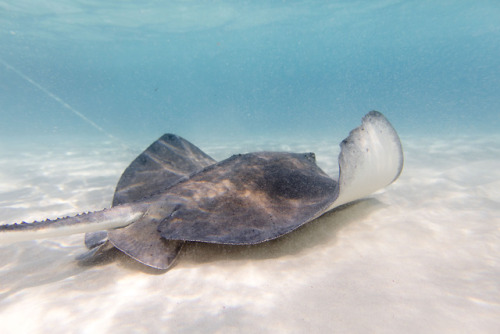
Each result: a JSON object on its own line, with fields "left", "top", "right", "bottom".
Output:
{"left": 0, "top": 111, "right": 403, "bottom": 270}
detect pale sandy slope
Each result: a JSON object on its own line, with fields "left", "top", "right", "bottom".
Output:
{"left": 0, "top": 134, "right": 499, "bottom": 334}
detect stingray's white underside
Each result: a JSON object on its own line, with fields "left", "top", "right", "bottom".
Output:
{"left": 330, "top": 111, "right": 403, "bottom": 209}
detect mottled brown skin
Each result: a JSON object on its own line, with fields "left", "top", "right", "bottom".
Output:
{"left": 85, "top": 134, "right": 216, "bottom": 269}
{"left": 84, "top": 132, "right": 216, "bottom": 247}
{"left": 158, "top": 152, "right": 337, "bottom": 244}
{"left": 86, "top": 134, "right": 338, "bottom": 269}
{"left": 112, "top": 133, "right": 216, "bottom": 207}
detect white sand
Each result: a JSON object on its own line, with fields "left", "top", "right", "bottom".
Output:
{"left": 0, "top": 134, "right": 499, "bottom": 333}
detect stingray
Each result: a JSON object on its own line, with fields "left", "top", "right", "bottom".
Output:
{"left": 0, "top": 111, "right": 403, "bottom": 270}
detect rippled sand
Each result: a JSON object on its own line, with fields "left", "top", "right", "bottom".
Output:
{"left": 0, "top": 134, "right": 499, "bottom": 333}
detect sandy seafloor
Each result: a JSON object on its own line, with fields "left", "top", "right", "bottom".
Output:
{"left": 0, "top": 133, "right": 499, "bottom": 334}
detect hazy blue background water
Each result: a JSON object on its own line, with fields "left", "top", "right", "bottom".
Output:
{"left": 0, "top": 0, "right": 499, "bottom": 146}
{"left": 1, "top": 3, "right": 500, "bottom": 333}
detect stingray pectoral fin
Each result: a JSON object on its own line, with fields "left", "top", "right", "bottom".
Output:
{"left": 84, "top": 134, "right": 217, "bottom": 251}
{"left": 0, "top": 204, "right": 146, "bottom": 245}
{"left": 328, "top": 111, "right": 404, "bottom": 210}
{"left": 108, "top": 216, "right": 183, "bottom": 270}
{"left": 112, "top": 133, "right": 216, "bottom": 206}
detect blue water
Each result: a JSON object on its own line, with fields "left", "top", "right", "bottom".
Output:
{"left": 1, "top": 0, "right": 499, "bottom": 144}
{"left": 1, "top": 2, "right": 500, "bottom": 333}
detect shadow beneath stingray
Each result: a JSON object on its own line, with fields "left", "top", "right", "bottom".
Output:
{"left": 85, "top": 197, "right": 382, "bottom": 273}
{"left": 0, "top": 197, "right": 382, "bottom": 296}
{"left": 0, "top": 241, "right": 92, "bottom": 302}
{"left": 0, "top": 241, "right": 162, "bottom": 302}
{"left": 172, "top": 198, "right": 382, "bottom": 268}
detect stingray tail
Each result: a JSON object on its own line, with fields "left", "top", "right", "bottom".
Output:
{"left": 0, "top": 204, "right": 146, "bottom": 245}
{"left": 328, "top": 111, "right": 404, "bottom": 210}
